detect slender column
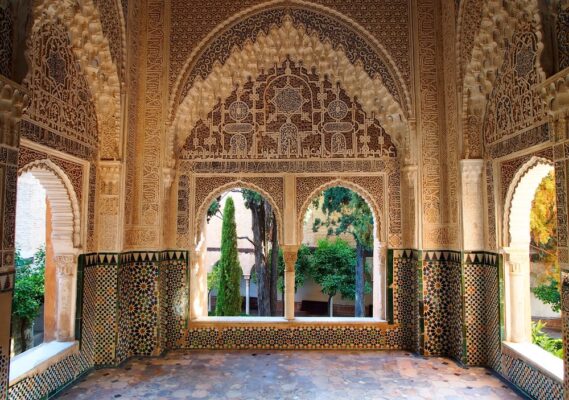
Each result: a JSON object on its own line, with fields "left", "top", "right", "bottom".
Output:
{"left": 459, "top": 159, "right": 485, "bottom": 250}
{"left": 402, "top": 164, "right": 419, "bottom": 248}
{"left": 244, "top": 275, "right": 251, "bottom": 315}
{"left": 504, "top": 248, "right": 531, "bottom": 343}
{"left": 54, "top": 254, "right": 77, "bottom": 342}
{"left": 282, "top": 245, "right": 299, "bottom": 320}
{"left": 97, "top": 162, "right": 122, "bottom": 251}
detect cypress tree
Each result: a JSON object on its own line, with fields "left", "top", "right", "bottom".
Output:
{"left": 215, "top": 197, "right": 243, "bottom": 316}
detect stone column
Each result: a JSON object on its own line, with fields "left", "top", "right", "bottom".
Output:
{"left": 55, "top": 254, "right": 77, "bottom": 342}
{"left": 97, "top": 161, "right": 122, "bottom": 251}
{"left": 504, "top": 248, "right": 531, "bottom": 343}
{"left": 402, "top": 164, "right": 419, "bottom": 249}
{"left": 0, "top": 76, "right": 27, "bottom": 398}
{"left": 282, "top": 245, "right": 299, "bottom": 321}
{"left": 459, "top": 159, "right": 485, "bottom": 250}
{"left": 374, "top": 242, "right": 387, "bottom": 320}
{"left": 244, "top": 275, "right": 251, "bottom": 315}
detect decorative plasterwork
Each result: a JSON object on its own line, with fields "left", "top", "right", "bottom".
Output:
{"left": 461, "top": 0, "right": 544, "bottom": 158}
{"left": 19, "top": 159, "right": 81, "bottom": 252}
{"left": 31, "top": 0, "right": 122, "bottom": 160}
{"left": 539, "top": 68, "right": 569, "bottom": 131}
{"left": 0, "top": 76, "right": 28, "bottom": 148}
{"left": 171, "top": 15, "right": 409, "bottom": 162}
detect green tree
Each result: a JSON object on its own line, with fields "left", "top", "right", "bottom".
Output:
{"left": 242, "top": 189, "right": 279, "bottom": 316}
{"left": 312, "top": 187, "right": 374, "bottom": 316}
{"left": 12, "top": 246, "right": 46, "bottom": 354}
{"left": 311, "top": 239, "right": 370, "bottom": 317}
{"left": 215, "top": 198, "right": 243, "bottom": 316}
{"left": 529, "top": 172, "right": 560, "bottom": 313}
{"left": 207, "top": 260, "right": 221, "bottom": 313}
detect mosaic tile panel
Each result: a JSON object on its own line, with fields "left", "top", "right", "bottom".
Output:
{"left": 8, "top": 351, "right": 91, "bottom": 400}
{"left": 159, "top": 251, "right": 188, "bottom": 351}
{"left": 391, "top": 249, "right": 420, "bottom": 352}
{"left": 0, "top": 350, "right": 8, "bottom": 400}
{"left": 84, "top": 253, "right": 119, "bottom": 366}
{"left": 500, "top": 347, "right": 563, "bottom": 400}
{"left": 181, "top": 325, "right": 402, "bottom": 350}
{"left": 462, "top": 252, "right": 500, "bottom": 367}
{"left": 421, "top": 251, "right": 463, "bottom": 359}
{"left": 117, "top": 252, "right": 161, "bottom": 361}
{"left": 562, "top": 270, "right": 569, "bottom": 396}
{"left": 484, "top": 253, "right": 502, "bottom": 372}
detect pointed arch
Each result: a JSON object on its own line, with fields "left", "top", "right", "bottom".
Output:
{"left": 297, "top": 178, "right": 384, "bottom": 244}
{"left": 170, "top": 5, "right": 410, "bottom": 161}
{"left": 30, "top": 0, "right": 123, "bottom": 160}
{"left": 195, "top": 180, "right": 284, "bottom": 248}
{"left": 19, "top": 159, "right": 82, "bottom": 252}
{"left": 503, "top": 156, "right": 553, "bottom": 248}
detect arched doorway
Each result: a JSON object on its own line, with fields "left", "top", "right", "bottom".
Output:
{"left": 503, "top": 157, "right": 556, "bottom": 344}
{"left": 10, "top": 159, "right": 81, "bottom": 362}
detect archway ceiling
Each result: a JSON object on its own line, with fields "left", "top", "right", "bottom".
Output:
{"left": 32, "top": 0, "right": 124, "bottom": 159}
{"left": 172, "top": 15, "right": 409, "bottom": 155}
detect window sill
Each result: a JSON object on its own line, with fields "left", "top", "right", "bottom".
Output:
{"left": 192, "top": 316, "right": 390, "bottom": 326}
{"left": 502, "top": 341, "right": 563, "bottom": 384}
{"left": 9, "top": 341, "right": 78, "bottom": 386}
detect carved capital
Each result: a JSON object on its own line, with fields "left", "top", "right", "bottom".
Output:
{"left": 98, "top": 161, "right": 121, "bottom": 195}
{"left": 163, "top": 167, "right": 176, "bottom": 190}
{"left": 401, "top": 164, "right": 418, "bottom": 187}
{"left": 0, "top": 76, "right": 29, "bottom": 147}
{"left": 281, "top": 245, "right": 299, "bottom": 272}
{"left": 55, "top": 254, "right": 76, "bottom": 277}
{"left": 459, "top": 159, "right": 484, "bottom": 185}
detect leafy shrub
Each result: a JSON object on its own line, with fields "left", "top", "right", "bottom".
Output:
{"left": 532, "top": 320, "right": 563, "bottom": 358}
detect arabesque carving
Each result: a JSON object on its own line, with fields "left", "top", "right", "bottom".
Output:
{"left": 461, "top": 0, "right": 544, "bottom": 158}
{"left": 180, "top": 60, "right": 398, "bottom": 163}
{"left": 31, "top": 0, "right": 121, "bottom": 160}
{"left": 171, "top": 16, "right": 408, "bottom": 163}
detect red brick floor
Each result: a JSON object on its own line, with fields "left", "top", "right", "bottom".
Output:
{"left": 56, "top": 351, "right": 522, "bottom": 399}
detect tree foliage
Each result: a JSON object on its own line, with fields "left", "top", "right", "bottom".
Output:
{"left": 207, "top": 260, "right": 221, "bottom": 293}
{"left": 311, "top": 239, "right": 371, "bottom": 304}
{"left": 529, "top": 172, "right": 561, "bottom": 313}
{"left": 12, "top": 247, "right": 45, "bottom": 322}
{"left": 215, "top": 197, "right": 243, "bottom": 316}
{"left": 312, "top": 187, "right": 373, "bottom": 316}
{"left": 312, "top": 187, "right": 374, "bottom": 250}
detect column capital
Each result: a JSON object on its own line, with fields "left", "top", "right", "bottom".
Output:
{"left": 54, "top": 254, "right": 77, "bottom": 277}
{"left": 98, "top": 161, "right": 121, "bottom": 195}
{"left": 282, "top": 245, "right": 299, "bottom": 272}
{"left": 0, "top": 75, "right": 29, "bottom": 147}
{"left": 459, "top": 159, "right": 484, "bottom": 183}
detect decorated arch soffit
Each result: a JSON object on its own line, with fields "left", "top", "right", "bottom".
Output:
{"left": 27, "top": 0, "right": 124, "bottom": 160}
{"left": 459, "top": 0, "right": 547, "bottom": 159}
{"left": 170, "top": 3, "right": 412, "bottom": 166}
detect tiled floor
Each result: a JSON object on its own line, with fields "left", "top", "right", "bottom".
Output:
{"left": 57, "top": 351, "right": 522, "bottom": 399}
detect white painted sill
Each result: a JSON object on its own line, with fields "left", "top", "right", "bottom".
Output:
{"left": 192, "top": 316, "right": 388, "bottom": 324}
{"left": 503, "top": 341, "right": 564, "bottom": 384}
{"left": 9, "top": 341, "right": 78, "bottom": 386}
